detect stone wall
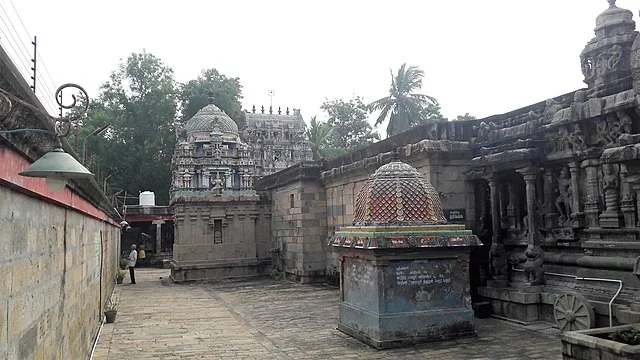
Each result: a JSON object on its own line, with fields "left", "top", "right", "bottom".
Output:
{"left": 0, "top": 183, "right": 120, "bottom": 359}
{"left": 257, "top": 162, "right": 327, "bottom": 283}
{"left": 0, "top": 43, "right": 121, "bottom": 359}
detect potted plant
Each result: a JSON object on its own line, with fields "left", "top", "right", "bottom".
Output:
{"left": 116, "top": 270, "right": 126, "bottom": 284}
{"left": 119, "top": 258, "right": 128, "bottom": 270}
{"left": 561, "top": 323, "right": 640, "bottom": 359}
{"left": 270, "top": 268, "right": 283, "bottom": 280}
{"left": 104, "top": 298, "right": 119, "bottom": 324}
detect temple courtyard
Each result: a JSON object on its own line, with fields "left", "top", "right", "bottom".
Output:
{"left": 93, "top": 269, "right": 562, "bottom": 359}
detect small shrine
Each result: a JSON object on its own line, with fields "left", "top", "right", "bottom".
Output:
{"left": 329, "top": 161, "right": 482, "bottom": 349}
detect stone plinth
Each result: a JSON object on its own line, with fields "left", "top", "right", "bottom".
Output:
{"left": 330, "top": 225, "right": 481, "bottom": 349}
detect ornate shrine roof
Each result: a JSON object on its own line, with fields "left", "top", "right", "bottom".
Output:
{"left": 184, "top": 96, "right": 239, "bottom": 136}
{"left": 353, "top": 161, "right": 446, "bottom": 226}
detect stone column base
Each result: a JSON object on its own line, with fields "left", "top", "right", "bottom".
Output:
{"left": 599, "top": 211, "right": 624, "bottom": 228}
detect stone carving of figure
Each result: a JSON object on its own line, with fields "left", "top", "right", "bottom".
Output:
{"left": 555, "top": 167, "right": 573, "bottom": 224}
{"left": 611, "top": 110, "right": 633, "bottom": 145}
{"left": 476, "top": 121, "right": 491, "bottom": 142}
{"left": 523, "top": 244, "right": 544, "bottom": 286}
{"left": 212, "top": 174, "right": 223, "bottom": 194}
{"left": 489, "top": 243, "right": 509, "bottom": 280}
{"left": 567, "top": 124, "right": 586, "bottom": 151}
{"left": 602, "top": 164, "right": 619, "bottom": 193}
{"left": 596, "top": 116, "right": 615, "bottom": 145}
{"left": 544, "top": 98, "right": 564, "bottom": 123}
{"left": 557, "top": 126, "right": 570, "bottom": 152}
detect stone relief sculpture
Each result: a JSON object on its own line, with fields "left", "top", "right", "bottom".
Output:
{"left": 602, "top": 163, "right": 620, "bottom": 215}
{"left": 544, "top": 98, "right": 564, "bottom": 123}
{"left": 523, "top": 244, "right": 544, "bottom": 286}
{"left": 555, "top": 167, "right": 573, "bottom": 224}
{"left": 567, "top": 124, "right": 587, "bottom": 150}
{"left": 489, "top": 243, "right": 509, "bottom": 280}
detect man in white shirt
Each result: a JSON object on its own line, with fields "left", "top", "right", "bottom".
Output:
{"left": 128, "top": 244, "right": 138, "bottom": 284}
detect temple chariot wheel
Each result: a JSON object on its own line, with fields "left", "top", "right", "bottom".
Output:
{"left": 553, "top": 292, "right": 595, "bottom": 332}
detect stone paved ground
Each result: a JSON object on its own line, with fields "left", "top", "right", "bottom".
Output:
{"left": 93, "top": 269, "right": 562, "bottom": 360}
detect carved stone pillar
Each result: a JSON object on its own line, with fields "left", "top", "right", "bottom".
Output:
{"left": 633, "top": 183, "right": 640, "bottom": 228}
{"left": 619, "top": 165, "right": 636, "bottom": 228}
{"left": 487, "top": 176, "right": 509, "bottom": 286}
{"left": 499, "top": 183, "right": 509, "bottom": 229}
{"left": 599, "top": 163, "right": 623, "bottom": 228}
{"left": 581, "top": 159, "right": 602, "bottom": 228}
{"left": 488, "top": 177, "right": 501, "bottom": 245}
{"left": 568, "top": 162, "right": 585, "bottom": 228}
{"left": 518, "top": 167, "right": 541, "bottom": 246}
{"left": 507, "top": 182, "right": 517, "bottom": 229}
{"left": 543, "top": 168, "right": 558, "bottom": 228}
{"left": 517, "top": 166, "right": 544, "bottom": 289}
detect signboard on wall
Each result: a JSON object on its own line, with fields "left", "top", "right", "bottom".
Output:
{"left": 444, "top": 209, "right": 466, "bottom": 224}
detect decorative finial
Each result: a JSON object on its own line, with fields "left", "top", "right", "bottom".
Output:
{"left": 608, "top": 0, "right": 616, "bottom": 7}
{"left": 207, "top": 91, "right": 215, "bottom": 104}
{"left": 252, "top": 105, "right": 256, "bottom": 113}
{"left": 286, "top": 107, "right": 290, "bottom": 115}
{"left": 269, "top": 106, "right": 273, "bottom": 114}
{"left": 261, "top": 106, "right": 265, "bottom": 114}
{"left": 278, "top": 106, "right": 281, "bottom": 115}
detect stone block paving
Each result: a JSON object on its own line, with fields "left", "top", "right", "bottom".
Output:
{"left": 93, "top": 269, "right": 562, "bottom": 359}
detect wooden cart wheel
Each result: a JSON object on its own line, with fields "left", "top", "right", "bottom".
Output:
{"left": 553, "top": 292, "right": 595, "bottom": 332}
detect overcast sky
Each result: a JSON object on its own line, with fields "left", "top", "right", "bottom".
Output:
{"left": 2, "top": 0, "right": 639, "bottom": 132}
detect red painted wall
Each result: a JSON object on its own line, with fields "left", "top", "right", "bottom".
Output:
{"left": 0, "top": 146, "right": 120, "bottom": 226}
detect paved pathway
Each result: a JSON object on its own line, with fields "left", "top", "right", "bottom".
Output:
{"left": 93, "top": 269, "right": 562, "bottom": 360}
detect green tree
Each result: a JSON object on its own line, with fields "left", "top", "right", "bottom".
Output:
{"left": 83, "top": 51, "right": 178, "bottom": 205}
{"left": 321, "top": 96, "right": 380, "bottom": 150}
{"left": 368, "top": 63, "right": 438, "bottom": 137}
{"left": 417, "top": 102, "right": 447, "bottom": 124}
{"left": 454, "top": 113, "right": 477, "bottom": 121}
{"left": 180, "top": 68, "right": 244, "bottom": 128}
{"left": 306, "top": 116, "right": 333, "bottom": 160}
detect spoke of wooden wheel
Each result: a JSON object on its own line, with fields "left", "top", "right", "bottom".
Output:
{"left": 556, "top": 312, "right": 566, "bottom": 320}
{"left": 571, "top": 295, "right": 577, "bottom": 312}
{"left": 558, "top": 318, "right": 568, "bottom": 330}
{"left": 575, "top": 303, "right": 584, "bottom": 312}
{"left": 575, "top": 317, "right": 589, "bottom": 327}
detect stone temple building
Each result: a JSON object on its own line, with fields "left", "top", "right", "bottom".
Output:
{"left": 242, "top": 106, "right": 312, "bottom": 177}
{"left": 170, "top": 0, "right": 640, "bottom": 339}
{"left": 170, "top": 96, "right": 273, "bottom": 281}
{"left": 172, "top": 96, "right": 255, "bottom": 193}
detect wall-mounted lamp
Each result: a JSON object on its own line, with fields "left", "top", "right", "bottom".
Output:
{"left": 0, "top": 84, "right": 94, "bottom": 191}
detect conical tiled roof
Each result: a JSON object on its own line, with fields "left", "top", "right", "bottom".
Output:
{"left": 353, "top": 161, "right": 446, "bottom": 225}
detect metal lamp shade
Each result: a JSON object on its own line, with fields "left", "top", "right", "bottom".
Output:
{"left": 19, "top": 148, "right": 94, "bottom": 179}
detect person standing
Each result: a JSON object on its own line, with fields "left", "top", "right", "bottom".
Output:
{"left": 128, "top": 244, "right": 138, "bottom": 284}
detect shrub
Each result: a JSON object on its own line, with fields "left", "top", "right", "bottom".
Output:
{"left": 609, "top": 328, "right": 640, "bottom": 345}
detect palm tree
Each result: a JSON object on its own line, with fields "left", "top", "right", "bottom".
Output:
{"left": 368, "top": 63, "right": 438, "bottom": 137}
{"left": 306, "top": 116, "right": 333, "bottom": 160}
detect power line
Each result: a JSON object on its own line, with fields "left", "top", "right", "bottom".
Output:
{"left": 0, "top": 3, "right": 32, "bottom": 64}
{"left": 7, "top": 0, "right": 60, "bottom": 96}
{"left": 0, "top": 1, "right": 62, "bottom": 115}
